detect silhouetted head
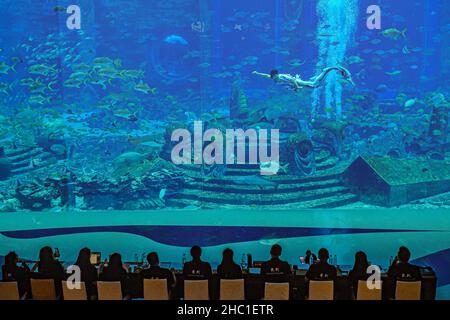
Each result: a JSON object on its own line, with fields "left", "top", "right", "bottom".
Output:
{"left": 147, "top": 252, "right": 159, "bottom": 266}
{"left": 109, "top": 253, "right": 123, "bottom": 269}
{"left": 353, "top": 251, "right": 369, "bottom": 271}
{"left": 39, "top": 246, "right": 54, "bottom": 263}
{"left": 270, "top": 244, "right": 282, "bottom": 258}
{"left": 4, "top": 252, "right": 18, "bottom": 272}
{"left": 318, "top": 248, "right": 329, "bottom": 262}
{"left": 398, "top": 246, "right": 411, "bottom": 263}
{"left": 190, "top": 246, "right": 202, "bottom": 260}
{"left": 38, "top": 246, "right": 55, "bottom": 272}
{"left": 221, "top": 248, "right": 234, "bottom": 265}
{"left": 76, "top": 247, "right": 91, "bottom": 266}
{"left": 306, "top": 250, "right": 312, "bottom": 255}
{"left": 270, "top": 69, "right": 279, "bottom": 79}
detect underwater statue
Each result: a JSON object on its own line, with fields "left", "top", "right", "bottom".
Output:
{"left": 286, "top": 133, "right": 316, "bottom": 176}
{"left": 312, "top": 121, "right": 349, "bottom": 160}
{"left": 252, "top": 66, "right": 354, "bottom": 92}
{"left": 229, "top": 78, "right": 249, "bottom": 125}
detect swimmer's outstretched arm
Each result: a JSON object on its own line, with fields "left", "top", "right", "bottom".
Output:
{"left": 252, "top": 71, "right": 271, "bottom": 79}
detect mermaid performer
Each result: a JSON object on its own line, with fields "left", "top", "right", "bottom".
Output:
{"left": 252, "top": 66, "right": 354, "bottom": 92}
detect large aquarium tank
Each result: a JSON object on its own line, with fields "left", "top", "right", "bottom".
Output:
{"left": 0, "top": 0, "right": 449, "bottom": 299}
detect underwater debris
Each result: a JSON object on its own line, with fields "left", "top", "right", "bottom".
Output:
{"left": 112, "top": 153, "right": 145, "bottom": 173}
{"left": 123, "top": 198, "right": 165, "bottom": 210}
{"left": 76, "top": 166, "right": 187, "bottom": 210}
{"left": 112, "top": 152, "right": 151, "bottom": 177}
{"left": 111, "top": 152, "right": 181, "bottom": 179}
{"left": 0, "top": 195, "right": 20, "bottom": 212}
{"left": 15, "top": 182, "right": 53, "bottom": 211}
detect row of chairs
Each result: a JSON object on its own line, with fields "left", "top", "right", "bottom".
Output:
{"left": 0, "top": 279, "right": 422, "bottom": 300}
{"left": 263, "top": 280, "right": 421, "bottom": 301}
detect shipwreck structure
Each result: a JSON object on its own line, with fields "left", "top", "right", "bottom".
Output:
{"left": 344, "top": 156, "right": 450, "bottom": 207}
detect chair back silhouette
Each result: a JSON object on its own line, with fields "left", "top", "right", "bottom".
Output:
{"left": 356, "top": 280, "right": 382, "bottom": 300}
{"left": 97, "top": 281, "right": 123, "bottom": 300}
{"left": 220, "top": 279, "right": 245, "bottom": 300}
{"left": 184, "top": 280, "right": 209, "bottom": 300}
{"left": 62, "top": 281, "right": 88, "bottom": 300}
{"left": 264, "top": 282, "right": 289, "bottom": 300}
{"left": 143, "top": 279, "right": 169, "bottom": 300}
{"left": 0, "top": 282, "right": 20, "bottom": 300}
{"left": 309, "top": 280, "right": 334, "bottom": 300}
{"left": 395, "top": 281, "right": 421, "bottom": 300}
{"left": 31, "top": 279, "right": 56, "bottom": 300}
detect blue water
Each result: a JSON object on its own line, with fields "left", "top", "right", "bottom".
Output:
{"left": 0, "top": 0, "right": 448, "bottom": 211}
{"left": 0, "top": 2, "right": 448, "bottom": 199}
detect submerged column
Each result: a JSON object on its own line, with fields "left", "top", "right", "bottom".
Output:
{"left": 198, "top": 0, "right": 212, "bottom": 115}
{"left": 313, "top": 0, "right": 358, "bottom": 121}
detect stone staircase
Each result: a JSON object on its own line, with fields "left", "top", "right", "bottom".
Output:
{"left": 1, "top": 146, "right": 359, "bottom": 210}
{"left": 168, "top": 150, "right": 359, "bottom": 209}
{"left": 4, "top": 146, "right": 54, "bottom": 176}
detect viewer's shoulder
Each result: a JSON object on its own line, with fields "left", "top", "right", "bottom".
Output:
{"left": 410, "top": 263, "right": 421, "bottom": 272}
{"left": 161, "top": 267, "right": 173, "bottom": 275}
{"left": 139, "top": 268, "right": 150, "bottom": 276}
{"left": 308, "top": 263, "right": 318, "bottom": 270}
{"left": 326, "top": 264, "right": 337, "bottom": 273}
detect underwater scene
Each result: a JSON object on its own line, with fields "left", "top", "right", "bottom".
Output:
{"left": 2, "top": 0, "right": 450, "bottom": 301}
{"left": 0, "top": 0, "right": 449, "bottom": 212}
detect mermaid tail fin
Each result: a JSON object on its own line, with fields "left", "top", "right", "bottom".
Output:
{"left": 336, "top": 65, "right": 355, "bottom": 86}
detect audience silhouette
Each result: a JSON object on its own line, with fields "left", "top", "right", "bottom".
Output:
{"left": 0, "top": 245, "right": 428, "bottom": 300}
{"left": 217, "top": 248, "right": 242, "bottom": 279}
{"left": 182, "top": 246, "right": 212, "bottom": 280}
